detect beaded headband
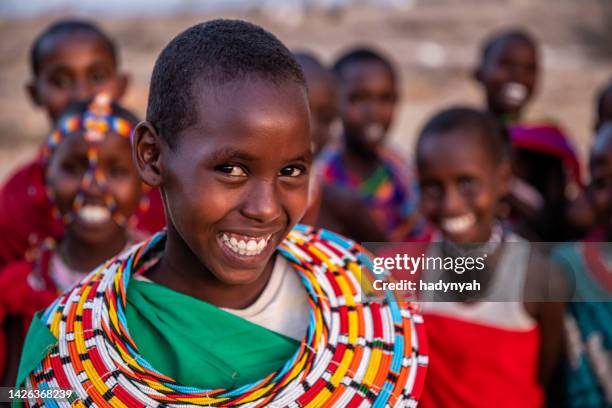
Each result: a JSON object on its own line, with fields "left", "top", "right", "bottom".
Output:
{"left": 44, "top": 93, "right": 136, "bottom": 228}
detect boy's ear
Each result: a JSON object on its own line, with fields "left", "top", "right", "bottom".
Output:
{"left": 133, "top": 121, "right": 164, "bottom": 187}
{"left": 497, "top": 159, "right": 513, "bottom": 197}
{"left": 25, "top": 80, "right": 43, "bottom": 107}
{"left": 114, "top": 72, "right": 130, "bottom": 101}
{"left": 473, "top": 66, "right": 484, "bottom": 84}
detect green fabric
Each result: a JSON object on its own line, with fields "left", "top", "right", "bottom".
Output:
{"left": 125, "top": 278, "right": 300, "bottom": 390}
{"left": 13, "top": 312, "right": 58, "bottom": 408}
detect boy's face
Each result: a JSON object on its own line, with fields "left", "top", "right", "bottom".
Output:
{"left": 588, "top": 133, "right": 612, "bottom": 233}
{"left": 417, "top": 129, "right": 510, "bottom": 243}
{"left": 46, "top": 130, "right": 141, "bottom": 245}
{"left": 27, "top": 31, "right": 128, "bottom": 123}
{"left": 476, "top": 38, "right": 538, "bottom": 116}
{"left": 337, "top": 60, "right": 397, "bottom": 153}
{"left": 308, "top": 75, "right": 337, "bottom": 155}
{"left": 138, "top": 79, "right": 311, "bottom": 285}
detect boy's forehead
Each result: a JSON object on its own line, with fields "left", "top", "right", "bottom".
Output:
{"left": 485, "top": 36, "right": 535, "bottom": 64}
{"left": 190, "top": 77, "right": 308, "bottom": 124}
{"left": 39, "top": 31, "right": 115, "bottom": 67}
{"left": 419, "top": 129, "right": 494, "bottom": 166}
{"left": 340, "top": 60, "right": 393, "bottom": 82}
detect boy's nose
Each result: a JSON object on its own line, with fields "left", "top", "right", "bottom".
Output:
{"left": 240, "top": 180, "right": 282, "bottom": 223}
{"left": 73, "top": 80, "right": 93, "bottom": 101}
{"left": 441, "top": 187, "right": 465, "bottom": 214}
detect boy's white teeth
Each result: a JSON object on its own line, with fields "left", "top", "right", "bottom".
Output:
{"left": 220, "top": 233, "right": 272, "bottom": 256}
{"left": 364, "top": 123, "right": 385, "bottom": 142}
{"left": 441, "top": 213, "right": 476, "bottom": 234}
{"left": 77, "top": 205, "right": 111, "bottom": 225}
{"left": 502, "top": 82, "right": 528, "bottom": 106}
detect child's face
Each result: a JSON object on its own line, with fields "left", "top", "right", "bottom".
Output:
{"left": 417, "top": 130, "right": 510, "bottom": 243}
{"left": 139, "top": 79, "right": 311, "bottom": 285}
{"left": 476, "top": 38, "right": 538, "bottom": 116}
{"left": 46, "top": 130, "right": 141, "bottom": 244}
{"left": 308, "top": 76, "right": 337, "bottom": 155}
{"left": 27, "top": 32, "right": 127, "bottom": 123}
{"left": 588, "top": 133, "right": 612, "bottom": 233}
{"left": 337, "top": 60, "right": 397, "bottom": 153}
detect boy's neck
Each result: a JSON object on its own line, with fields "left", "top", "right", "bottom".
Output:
{"left": 341, "top": 138, "right": 381, "bottom": 176}
{"left": 60, "top": 229, "right": 128, "bottom": 273}
{"left": 147, "top": 225, "right": 275, "bottom": 309}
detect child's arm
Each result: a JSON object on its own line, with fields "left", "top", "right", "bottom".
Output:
{"left": 317, "top": 184, "right": 387, "bottom": 242}
{"left": 524, "top": 251, "right": 568, "bottom": 391}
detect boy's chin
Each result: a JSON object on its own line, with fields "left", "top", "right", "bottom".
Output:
{"left": 210, "top": 264, "right": 272, "bottom": 286}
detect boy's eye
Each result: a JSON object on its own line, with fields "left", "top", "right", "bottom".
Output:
{"left": 108, "top": 165, "right": 130, "bottom": 178}
{"left": 90, "top": 69, "right": 110, "bottom": 84}
{"left": 457, "top": 177, "right": 480, "bottom": 194}
{"left": 61, "top": 161, "right": 86, "bottom": 177}
{"left": 50, "top": 73, "right": 74, "bottom": 89}
{"left": 421, "top": 182, "right": 442, "bottom": 199}
{"left": 216, "top": 164, "right": 247, "bottom": 177}
{"left": 278, "top": 166, "right": 304, "bottom": 177}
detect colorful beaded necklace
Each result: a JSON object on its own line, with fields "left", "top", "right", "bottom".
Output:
{"left": 24, "top": 225, "right": 428, "bottom": 407}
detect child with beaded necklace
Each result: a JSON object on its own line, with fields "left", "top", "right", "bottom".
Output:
{"left": 14, "top": 20, "right": 428, "bottom": 408}
{"left": 1, "top": 94, "right": 144, "bottom": 388}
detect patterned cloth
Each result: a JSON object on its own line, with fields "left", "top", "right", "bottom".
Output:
{"left": 317, "top": 147, "right": 423, "bottom": 241}
{"left": 18, "top": 226, "right": 428, "bottom": 407}
{"left": 552, "top": 239, "right": 612, "bottom": 408}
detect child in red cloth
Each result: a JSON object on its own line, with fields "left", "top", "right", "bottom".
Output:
{"left": 415, "top": 107, "right": 567, "bottom": 407}
{"left": 474, "top": 28, "right": 592, "bottom": 240}
{"left": 0, "top": 19, "right": 164, "bottom": 269}
{"left": 0, "top": 95, "right": 144, "bottom": 386}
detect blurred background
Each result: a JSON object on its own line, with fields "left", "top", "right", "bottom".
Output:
{"left": 0, "top": 0, "right": 610, "bottom": 179}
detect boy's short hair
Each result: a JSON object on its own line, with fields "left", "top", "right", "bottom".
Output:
{"left": 332, "top": 47, "right": 396, "bottom": 82}
{"left": 30, "top": 19, "right": 117, "bottom": 76}
{"left": 146, "top": 19, "right": 306, "bottom": 148}
{"left": 417, "top": 106, "right": 508, "bottom": 163}
{"left": 479, "top": 28, "right": 536, "bottom": 65}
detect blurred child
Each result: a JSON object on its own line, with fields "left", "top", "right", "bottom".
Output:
{"left": 595, "top": 78, "right": 612, "bottom": 132}
{"left": 294, "top": 51, "right": 337, "bottom": 156}
{"left": 0, "top": 19, "right": 164, "bottom": 268}
{"left": 14, "top": 20, "right": 427, "bottom": 407}
{"left": 475, "top": 28, "right": 591, "bottom": 241}
{"left": 474, "top": 29, "right": 537, "bottom": 124}
{"left": 551, "top": 123, "right": 612, "bottom": 407}
{"left": 316, "top": 47, "right": 422, "bottom": 242}
{"left": 0, "top": 95, "right": 143, "bottom": 387}
{"left": 294, "top": 51, "right": 337, "bottom": 224}
{"left": 416, "top": 107, "right": 566, "bottom": 407}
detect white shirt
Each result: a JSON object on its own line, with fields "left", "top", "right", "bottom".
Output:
{"left": 223, "top": 255, "right": 310, "bottom": 341}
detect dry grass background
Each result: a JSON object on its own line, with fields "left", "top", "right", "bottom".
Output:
{"left": 0, "top": 0, "right": 611, "bottom": 180}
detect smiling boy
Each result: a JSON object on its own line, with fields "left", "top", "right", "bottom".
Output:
{"left": 15, "top": 20, "right": 427, "bottom": 407}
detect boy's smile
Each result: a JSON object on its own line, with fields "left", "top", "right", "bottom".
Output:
{"left": 135, "top": 78, "right": 311, "bottom": 302}
{"left": 418, "top": 129, "right": 509, "bottom": 244}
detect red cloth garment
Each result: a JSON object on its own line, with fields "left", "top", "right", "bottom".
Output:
{"left": 0, "top": 248, "right": 58, "bottom": 329}
{"left": 509, "top": 122, "right": 583, "bottom": 186}
{"left": 0, "top": 157, "right": 165, "bottom": 268}
{"left": 420, "top": 314, "right": 543, "bottom": 408}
